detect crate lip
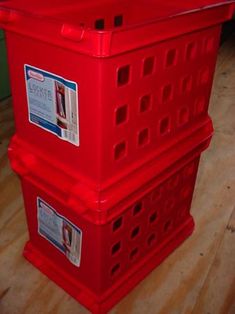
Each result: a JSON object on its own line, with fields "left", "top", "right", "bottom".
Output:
{"left": 0, "top": 0, "right": 234, "bottom": 30}
{"left": 8, "top": 117, "right": 213, "bottom": 225}
{"left": 0, "top": 1, "right": 234, "bottom": 57}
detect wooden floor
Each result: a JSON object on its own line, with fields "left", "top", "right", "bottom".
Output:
{"left": 0, "top": 35, "right": 235, "bottom": 314}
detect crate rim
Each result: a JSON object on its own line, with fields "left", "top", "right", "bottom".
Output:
{"left": 8, "top": 117, "right": 213, "bottom": 225}
{"left": 0, "top": 1, "right": 234, "bottom": 57}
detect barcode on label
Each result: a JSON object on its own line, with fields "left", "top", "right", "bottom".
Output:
{"left": 63, "top": 129, "right": 77, "bottom": 144}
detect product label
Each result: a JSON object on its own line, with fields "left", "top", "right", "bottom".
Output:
{"left": 37, "top": 197, "right": 82, "bottom": 267}
{"left": 25, "top": 65, "right": 79, "bottom": 146}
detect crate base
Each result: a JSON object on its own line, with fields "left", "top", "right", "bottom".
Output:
{"left": 23, "top": 216, "right": 194, "bottom": 314}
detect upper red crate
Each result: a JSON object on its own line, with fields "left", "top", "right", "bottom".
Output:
{"left": 0, "top": 0, "right": 234, "bottom": 188}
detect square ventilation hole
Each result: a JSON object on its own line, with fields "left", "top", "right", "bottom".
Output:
{"left": 143, "top": 57, "right": 155, "bottom": 76}
{"left": 111, "top": 241, "right": 121, "bottom": 256}
{"left": 149, "top": 211, "right": 157, "bottom": 224}
{"left": 117, "top": 65, "right": 130, "bottom": 86}
{"left": 111, "top": 263, "right": 120, "bottom": 276}
{"left": 138, "top": 128, "right": 149, "bottom": 147}
{"left": 116, "top": 105, "right": 128, "bottom": 125}
{"left": 162, "top": 84, "right": 173, "bottom": 103}
{"left": 133, "top": 202, "right": 143, "bottom": 216}
{"left": 114, "top": 141, "right": 127, "bottom": 160}
{"left": 166, "top": 49, "right": 177, "bottom": 67}
{"left": 131, "top": 226, "right": 140, "bottom": 239}
{"left": 130, "top": 247, "right": 139, "bottom": 260}
{"left": 147, "top": 233, "right": 156, "bottom": 246}
{"left": 114, "top": 15, "right": 123, "bottom": 27}
{"left": 164, "top": 220, "right": 173, "bottom": 233}
{"left": 112, "top": 217, "right": 123, "bottom": 232}
{"left": 95, "top": 19, "right": 105, "bottom": 30}
{"left": 140, "top": 95, "right": 151, "bottom": 113}
{"left": 186, "top": 42, "right": 197, "bottom": 60}
{"left": 159, "top": 117, "right": 170, "bottom": 135}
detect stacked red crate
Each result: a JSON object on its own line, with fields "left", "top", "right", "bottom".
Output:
{"left": 1, "top": 0, "right": 234, "bottom": 313}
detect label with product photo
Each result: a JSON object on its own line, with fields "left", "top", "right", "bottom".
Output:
{"left": 37, "top": 197, "right": 82, "bottom": 267}
{"left": 24, "top": 64, "right": 79, "bottom": 146}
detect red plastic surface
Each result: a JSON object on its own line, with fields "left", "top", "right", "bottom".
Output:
{"left": 11, "top": 142, "right": 202, "bottom": 314}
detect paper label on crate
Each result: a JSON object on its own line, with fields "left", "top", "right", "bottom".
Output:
{"left": 37, "top": 197, "right": 82, "bottom": 267}
{"left": 24, "top": 65, "right": 79, "bottom": 146}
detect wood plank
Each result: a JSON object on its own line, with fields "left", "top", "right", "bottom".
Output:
{"left": 192, "top": 207, "right": 235, "bottom": 314}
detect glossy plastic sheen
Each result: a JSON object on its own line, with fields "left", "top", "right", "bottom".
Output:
{"left": 9, "top": 131, "right": 210, "bottom": 313}
{"left": 0, "top": 0, "right": 234, "bottom": 187}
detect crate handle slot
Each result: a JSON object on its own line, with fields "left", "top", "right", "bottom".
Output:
{"left": 61, "top": 23, "right": 85, "bottom": 42}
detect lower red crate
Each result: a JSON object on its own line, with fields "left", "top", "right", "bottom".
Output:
{"left": 9, "top": 141, "right": 208, "bottom": 313}
{"left": 21, "top": 166, "right": 196, "bottom": 314}
{"left": 8, "top": 118, "right": 213, "bottom": 313}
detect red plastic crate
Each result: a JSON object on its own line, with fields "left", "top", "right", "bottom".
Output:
{"left": 1, "top": 0, "right": 235, "bottom": 188}
{"left": 8, "top": 119, "right": 213, "bottom": 314}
